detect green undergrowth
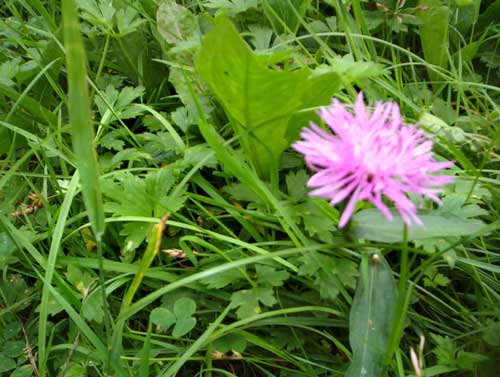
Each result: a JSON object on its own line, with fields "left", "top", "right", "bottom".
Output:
{"left": 0, "top": 0, "right": 499, "bottom": 376}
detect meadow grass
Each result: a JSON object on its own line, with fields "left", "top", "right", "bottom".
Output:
{"left": 0, "top": 0, "right": 499, "bottom": 376}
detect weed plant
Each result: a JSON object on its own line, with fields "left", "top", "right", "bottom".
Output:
{"left": 0, "top": 0, "right": 499, "bottom": 376}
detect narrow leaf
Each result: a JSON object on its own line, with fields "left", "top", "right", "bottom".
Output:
{"left": 62, "top": 0, "right": 105, "bottom": 238}
{"left": 417, "top": 0, "right": 450, "bottom": 84}
{"left": 346, "top": 252, "right": 397, "bottom": 377}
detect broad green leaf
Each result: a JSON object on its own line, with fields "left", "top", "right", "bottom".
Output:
{"left": 10, "top": 365, "right": 34, "bottom": 377}
{"left": 286, "top": 67, "right": 342, "bottom": 141}
{"left": 351, "top": 209, "right": 484, "bottom": 243}
{"left": 156, "top": 0, "right": 200, "bottom": 45}
{"left": 346, "top": 252, "right": 397, "bottom": 377}
{"left": 1, "top": 340, "right": 25, "bottom": 358}
{"left": 0, "top": 355, "right": 16, "bottom": 373}
{"left": 195, "top": 18, "right": 341, "bottom": 179}
{"left": 417, "top": 0, "right": 449, "bottom": 83}
{"left": 262, "top": 0, "right": 311, "bottom": 34}
{"left": 195, "top": 17, "right": 308, "bottom": 178}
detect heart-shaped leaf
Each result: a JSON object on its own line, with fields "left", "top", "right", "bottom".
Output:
{"left": 150, "top": 307, "right": 176, "bottom": 331}
{"left": 172, "top": 298, "right": 197, "bottom": 337}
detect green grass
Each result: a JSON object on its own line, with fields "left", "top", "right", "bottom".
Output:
{"left": 1, "top": 0, "right": 499, "bottom": 376}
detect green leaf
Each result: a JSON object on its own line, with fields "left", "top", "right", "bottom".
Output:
{"left": 1, "top": 340, "right": 25, "bottom": 358}
{"left": 296, "top": 199, "right": 336, "bottom": 243}
{"left": 417, "top": 0, "right": 449, "bottom": 83}
{"left": 256, "top": 265, "right": 290, "bottom": 287}
{"left": 351, "top": 209, "right": 484, "bottom": 243}
{"left": 330, "top": 54, "right": 385, "bottom": 82}
{"left": 0, "top": 232, "right": 17, "bottom": 264}
{"left": 285, "top": 170, "right": 308, "bottom": 198}
{"left": 346, "top": 252, "right": 397, "bottom": 377}
{"left": 157, "top": 0, "right": 200, "bottom": 45}
{"left": 66, "top": 265, "right": 94, "bottom": 293}
{"left": 0, "top": 355, "right": 16, "bottom": 373}
{"left": 95, "top": 85, "right": 145, "bottom": 122}
{"left": 116, "top": 7, "right": 145, "bottom": 36}
{"left": 201, "top": 268, "right": 246, "bottom": 289}
{"left": 204, "top": 0, "right": 259, "bottom": 15}
{"left": 224, "top": 182, "right": 262, "bottom": 203}
{"left": 150, "top": 307, "right": 176, "bottom": 330}
{"left": 231, "top": 287, "right": 277, "bottom": 319}
{"left": 213, "top": 333, "right": 247, "bottom": 353}
{"left": 172, "top": 298, "right": 197, "bottom": 337}
{"left": 10, "top": 365, "right": 34, "bottom": 377}
{"left": 262, "top": 0, "right": 311, "bottom": 34}
{"left": 64, "top": 0, "right": 106, "bottom": 238}
{"left": 82, "top": 292, "right": 105, "bottom": 323}
{"left": 195, "top": 17, "right": 310, "bottom": 178}
{"left": 286, "top": 67, "right": 342, "bottom": 141}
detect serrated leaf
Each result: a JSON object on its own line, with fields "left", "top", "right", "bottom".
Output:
{"left": 331, "top": 54, "right": 385, "bottom": 81}
{"left": 116, "top": 7, "right": 145, "bottom": 36}
{"left": 82, "top": 292, "right": 104, "bottom": 323}
{"left": 183, "top": 144, "right": 218, "bottom": 169}
{"left": 231, "top": 287, "right": 277, "bottom": 319}
{"left": 150, "top": 307, "right": 176, "bottom": 330}
{"left": 296, "top": 199, "right": 335, "bottom": 242}
{"left": 224, "top": 182, "right": 261, "bottom": 203}
{"left": 285, "top": 170, "right": 308, "bottom": 198}
{"left": 99, "top": 130, "right": 125, "bottom": 151}
{"left": 95, "top": 85, "right": 145, "bottom": 121}
{"left": 201, "top": 268, "right": 245, "bottom": 289}
{"left": 66, "top": 265, "right": 94, "bottom": 293}
{"left": 346, "top": 252, "right": 397, "bottom": 377}
{"left": 171, "top": 106, "right": 195, "bottom": 133}
{"left": 256, "top": 265, "right": 290, "bottom": 287}
{"left": 351, "top": 209, "right": 485, "bottom": 243}
{"left": 298, "top": 254, "right": 358, "bottom": 300}
{"left": 77, "top": 0, "right": 115, "bottom": 31}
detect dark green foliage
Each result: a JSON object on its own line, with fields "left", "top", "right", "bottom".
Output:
{"left": 0, "top": 0, "right": 498, "bottom": 376}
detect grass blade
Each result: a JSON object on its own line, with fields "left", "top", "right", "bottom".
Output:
{"left": 62, "top": 0, "right": 105, "bottom": 239}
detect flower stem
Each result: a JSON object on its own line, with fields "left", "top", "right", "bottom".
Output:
{"left": 384, "top": 225, "right": 411, "bottom": 371}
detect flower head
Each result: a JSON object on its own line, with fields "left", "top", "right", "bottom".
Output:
{"left": 293, "top": 93, "right": 454, "bottom": 228}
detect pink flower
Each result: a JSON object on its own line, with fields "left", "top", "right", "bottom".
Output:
{"left": 293, "top": 93, "right": 454, "bottom": 228}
